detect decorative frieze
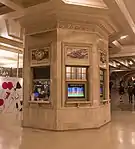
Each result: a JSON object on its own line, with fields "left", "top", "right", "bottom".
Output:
{"left": 63, "top": 42, "right": 91, "bottom": 65}
{"left": 58, "top": 21, "right": 95, "bottom": 32}
{"left": 99, "top": 49, "right": 107, "bottom": 69}
{"left": 30, "top": 46, "right": 50, "bottom": 66}
{"left": 66, "top": 47, "right": 88, "bottom": 60}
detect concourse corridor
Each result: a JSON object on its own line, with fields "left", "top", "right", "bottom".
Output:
{"left": 111, "top": 89, "right": 135, "bottom": 111}
{"left": 0, "top": 112, "right": 135, "bottom": 149}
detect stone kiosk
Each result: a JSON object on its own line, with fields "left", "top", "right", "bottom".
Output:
{"left": 21, "top": 1, "right": 117, "bottom": 130}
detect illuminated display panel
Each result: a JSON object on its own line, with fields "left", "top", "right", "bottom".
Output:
{"left": 32, "top": 66, "right": 50, "bottom": 101}
{"left": 66, "top": 66, "right": 88, "bottom": 101}
{"left": 68, "top": 84, "right": 85, "bottom": 98}
{"left": 33, "top": 79, "right": 50, "bottom": 101}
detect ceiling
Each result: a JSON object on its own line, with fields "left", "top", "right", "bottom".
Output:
{"left": 10, "top": 0, "right": 50, "bottom": 8}
{"left": 0, "top": 0, "right": 135, "bottom": 71}
{"left": 123, "top": 0, "right": 135, "bottom": 23}
{"left": 109, "top": 0, "right": 135, "bottom": 72}
{"left": 0, "top": 3, "right": 14, "bottom": 15}
{"left": 110, "top": 56, "right": 135, "bottom": 70}
{"left": 117, "top": 35, "right": 134, "bottom": 46}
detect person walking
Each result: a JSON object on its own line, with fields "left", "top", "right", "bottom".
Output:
{"left": 119, "top": 84, "right": 124, "bottom": 102}
{"left": 132, "top": 85, "right": 135, "bottom": 102}
{"left": 109, "top": 81, "right": 113, "bottom": 98}
{"left": 128, "top": 85, "right": 133, "bottom": 104}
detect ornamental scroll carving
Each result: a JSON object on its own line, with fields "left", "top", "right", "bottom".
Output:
{"left": 99, "top": 50, "right": 107, "bottom": 68}
{"left": 66, "top": 47, "right": 88, "bottom": 60}
{"left": 30, "top": 46, "right": 50, "bottom": 66}
{"left": 58, "top": 22, "right": 95, "bottom": 32}
{"left": 63, "top": 43, "right": 91, "bottom": 65}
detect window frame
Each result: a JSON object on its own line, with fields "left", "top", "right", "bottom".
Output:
{"left": 65, "top": 66, "right": 89, "bottom": 102}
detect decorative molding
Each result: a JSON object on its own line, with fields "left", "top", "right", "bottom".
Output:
{"left": 5, "top": 19, "right": 24, "bottom": 40}
{"left": 26, "top": 28, "right": 57, "bottom": 36}
{"left": 30, "top": 46, "right": 50, "bottom": 67}
{"left": 58, "top": 21, "right": 95, "bottom": 32}
{"left": 0, "top": 36, "right": 23, "bottom": 49}
{"left": 58, "top": 19, "right": 117, "bottom": 37}
{"left": 66, "top": 47, "right": 88, "bottom": 59}
{"left": 99, "top": 48, "right": 107, "bottom": 69}
{"left": 63, "top": 42, "right": 91, "bottom": 65}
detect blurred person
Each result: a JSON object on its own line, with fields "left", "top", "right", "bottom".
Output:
{"left": 132, "top": 85, "right": 135, "bottom": 102}
{"left": 109, "top": 81, "right": 113, "bottom": 98}
{"left": 128, "top": 85, "right": 133, "bottom": 104}
{"left": 119, "top": 84, "right": 124, "bottom": 102}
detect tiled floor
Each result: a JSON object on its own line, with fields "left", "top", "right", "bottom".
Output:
{"left": 0, "top": 111, "right": 135, "bottom": 149}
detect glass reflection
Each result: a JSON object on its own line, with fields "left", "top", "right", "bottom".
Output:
{"left": 66, "top": 66, "right": 87, "bottom": 80}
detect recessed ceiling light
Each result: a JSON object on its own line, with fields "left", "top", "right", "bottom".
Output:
{"left": 120, "top": 35, "right": 128, "bottom": 40}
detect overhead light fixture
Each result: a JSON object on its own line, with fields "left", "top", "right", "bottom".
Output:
{"left": 112, "top": 40, "right": 123, "bottom": 49}
{"left": 129, "top": 61, "right": 133, "bottom": 65}
{"left": 62, "top": 0, "right": 108, "bottom": 9}
{"left": 120, "top": 35, "right": 128, "bottom": 40}
{"left": 132, "top": 77, "right": 135, "bottom": 81}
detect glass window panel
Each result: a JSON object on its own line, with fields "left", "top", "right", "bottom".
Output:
{"left": 100, "top": 69, "right": 105, "bottom": 101}
{"left": 0, "top": 50, "right": 23, "bottom": 77}
{"left": 100, "top": 75, "right": 103, "bottom": 81}
{"left": 66, "top": 67, "right": 71, "bottom": 73}
{"left": 77, "top": 67, "right": 82, "bottom": 73}
{"left": 71, "top": 67, "right": 76, "bottom": 73}
{"left": 100, "top": 70, "right": 103, "bottom": 75}
{"left": 82, "top": 73, "right": 86, "bottom": 80}
{"left": 71, "top": 73, "right": 76, "bottom": 79}
{"left": 71, "top": 67, "right": 77, "bottom": 79}
{"left": 77, "top": 68, "right": 82, "bottom": 79}
{"left": 66, "top": 66, "right": 87, "bottom": 80}
{"left": 66, "top": 73, "right": 71, "bottom": 79}
{"left": 82, "top": 68, "right": 86, "bottom": 73}
{"left": 77, "top": 73, "right": 82, "bottom": 79}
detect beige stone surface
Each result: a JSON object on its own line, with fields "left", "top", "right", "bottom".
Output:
{"left": 22, "top": 8, "right": 111, "bottom": 130}
{"left": 56, "top": 104, "right": 111, "bottom": 130}
{"left": 0, "top": 112, "right": 135, "bottom": 149}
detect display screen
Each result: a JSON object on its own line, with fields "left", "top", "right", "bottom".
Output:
{"left": 100, "top": 87, "right": 103, "bottom": 97}
{"left": 33, "top": 79, "right": 50, "bottom": 100}
{"left": 68, "top": 84, "right": 85, "bottom": 98}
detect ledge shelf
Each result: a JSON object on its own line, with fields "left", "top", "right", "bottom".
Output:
{"left": 28, "top": 101, "right": 50, "bottom": 104}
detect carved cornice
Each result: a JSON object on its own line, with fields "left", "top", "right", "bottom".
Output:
{"left": 26, "top": 19, "right": 117, "bottom": 38}
{"left": 58, "top": 19, "right": 116, "bottom": 38}
{"left": 58, "top": 21, "right": 95, "bottom": 32}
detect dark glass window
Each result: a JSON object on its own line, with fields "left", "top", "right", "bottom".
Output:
{"left": 33, "top": 66, "right": 50, "bottom": 79}
{"left": 100, "top": 69, "right": 105, "bottom": 101}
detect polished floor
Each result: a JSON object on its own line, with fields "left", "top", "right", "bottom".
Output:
{"left": 111, "top": 89, "right": 135, "bottom": 111}
{"left": 0, "top": 111, "right": 135, "bottom": 149}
